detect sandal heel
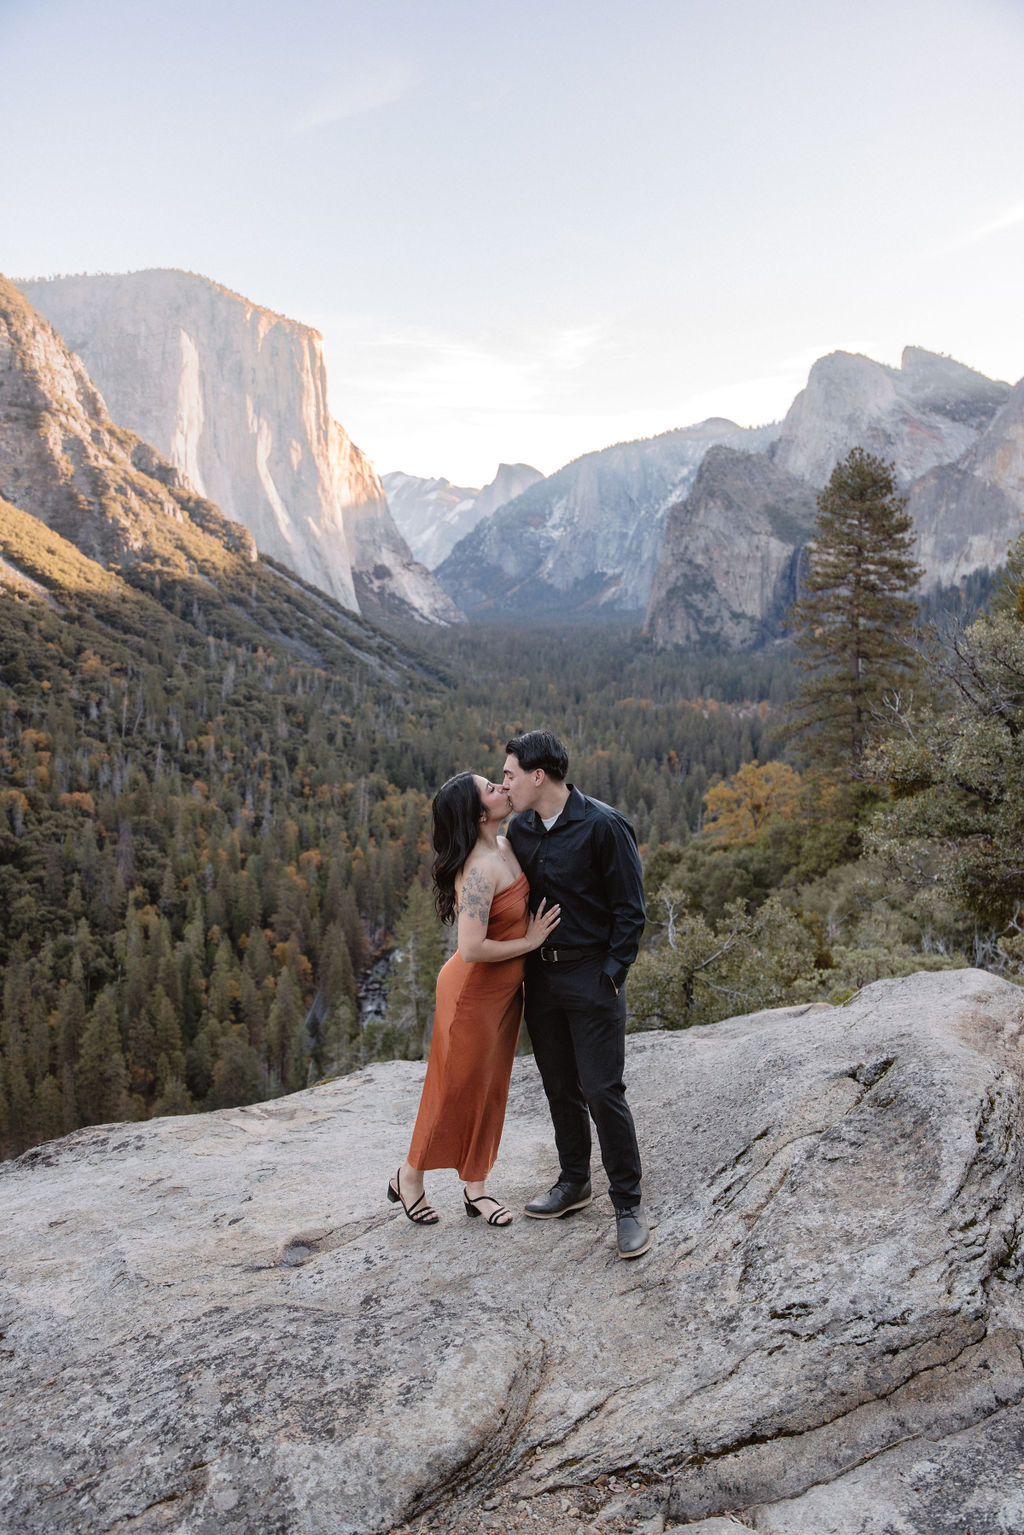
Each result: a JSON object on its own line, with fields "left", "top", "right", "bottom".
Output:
{"left": 388, "top": 1167, "right": 440, "bottom": 1225}
{"left": 463, "top": 1189, "right": 513, "bottom": 1226}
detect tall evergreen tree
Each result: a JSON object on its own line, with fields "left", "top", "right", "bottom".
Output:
{"left": 208, "top": 1028, "right": 263, "bottom": 1109}
{"left": 784, "top": 448, "right": 923, "bottom": 769}
{"left": 75, "top": 988, "right": 130, "bottom": 1127}
{"left": 265, "top": 968, "right": 305, "bottom": 1092}
{"left": 382, "top": 880, "right": 450, "bottom": 1058}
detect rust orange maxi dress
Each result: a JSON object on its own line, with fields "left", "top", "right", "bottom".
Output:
{"left": 408, "top": 872, "right": 529, "bottom": 1182}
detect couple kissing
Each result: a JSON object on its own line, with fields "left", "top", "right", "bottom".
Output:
{"left": 387, "top": 728, "right": 650, "bottom": 1261}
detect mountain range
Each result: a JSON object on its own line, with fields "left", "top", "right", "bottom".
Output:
{"left": 434, "top": 419, "right": 780, "bottom": 618}
{"left": 425, "top": 345, "right": 1022, "bottom": 645}
{"left": 643, "top": 348, "right": 1022, "bottom": 648}
{"left": 10, "top": 265, "right": 1024, "bottom": 651}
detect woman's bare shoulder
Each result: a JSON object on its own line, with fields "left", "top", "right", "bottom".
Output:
{"left": 464, "top": 841, "right": 501, "bottom": 872}
{"left": 456, "top": 847, "right": 499, "bottom": 892}
{"left": 496, "top": 835, "right": 524, "bottom": 876}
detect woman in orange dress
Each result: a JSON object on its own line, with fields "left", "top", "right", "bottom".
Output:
{"left": 387, "top": 772, "right": 560, "bottom": 1227}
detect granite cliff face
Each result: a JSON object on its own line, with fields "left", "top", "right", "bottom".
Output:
{"left": 908, "top": 375, "right": 1024, "bottom": 584}
{"left": 384, "top": 461, "right": 543, "bottom": 570}
{"left": 645, "top": 447, "right": 818, "bottom": 649}
{"left": 437, "top": 420, "right": 779, "bottom": 618}
{"left": 0, "top": 276, "right": 438, "bottom": 688}
{"left": 434, "top": 346, "right": 1021, "bottom": 641}
{"left": 0, "top": 275, "right": 257, "bottom": 572}
{"left": 17, "top": 270, "right": 461, "bottom": 625}
{"left": 472, "top": 460, "right": 546, "bottom": 521}
{"left": 3, "top": 970, "right": 1024, "bottom": 1535}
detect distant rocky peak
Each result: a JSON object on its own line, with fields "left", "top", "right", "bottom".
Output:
{"left": 383, "top": 461, "right": 544, "bottom": 571}
{"left": 801, "top": 350, "right": 899, "bottom": 411}
{"left": 687, "top": 416, "right": 746, "bottom": 436}
{"left": 897, "top": 345, "right": 1011, "bottom": 426}
{"left": 472, "top": 461, "right": 544, "bottom": 520}
{"left": 773, "top": 346, "right": 1008, "bottom": 489}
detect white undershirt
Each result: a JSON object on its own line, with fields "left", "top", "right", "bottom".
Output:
{"left": 540, "top": 811, "right": 562, "bottom": 831}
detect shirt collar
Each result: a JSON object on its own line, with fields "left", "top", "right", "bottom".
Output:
{"left": 518, "top": 783, "right": 583, "bottom": 832}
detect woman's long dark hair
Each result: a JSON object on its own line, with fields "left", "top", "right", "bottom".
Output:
{"left": 431, "top": 772, "right": 482, "bottom": 924}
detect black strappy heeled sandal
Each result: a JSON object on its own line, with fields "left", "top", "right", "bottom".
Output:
{"left": 387, "top": 1167, "right": 440, "bottom": 1225}
{"left": 463, "top": 1189, "right": 513, "bottom": 1227}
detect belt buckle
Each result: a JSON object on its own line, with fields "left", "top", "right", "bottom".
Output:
{"left": 540, "top": 945, "right": 557, "bottom": 963}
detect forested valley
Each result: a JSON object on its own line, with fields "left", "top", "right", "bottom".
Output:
{"left": 0, "top": 513, "right": 793, "bottom": 1158}
{"left": 3, "top": 447, "right": 1023, "bottom": 1161}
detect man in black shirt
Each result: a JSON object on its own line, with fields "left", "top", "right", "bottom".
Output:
{"left": 503, "top": 729, "right": 651, "bottom": 1259}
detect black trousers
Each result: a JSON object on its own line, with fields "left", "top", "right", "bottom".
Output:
{"left": 523, "top": 954, "right": 642, "bottom": 1211}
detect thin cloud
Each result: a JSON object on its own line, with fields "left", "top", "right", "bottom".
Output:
{"left": 548, "top": 324, "right": 607, "bottom": 369}
{"left": 944, "top": 198, "right": 1024, "bottom": 252}
{"left": 322, "top": 316, "right": 609, "bottom": 414}
{"left": 291, "top": 62, "right": 415, "bottom": 133}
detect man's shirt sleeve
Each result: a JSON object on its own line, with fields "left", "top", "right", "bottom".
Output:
{"left": 596, "top": 812, "right": 646, "bottom": 988}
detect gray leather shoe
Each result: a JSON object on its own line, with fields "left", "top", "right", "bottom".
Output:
{"left": 524, "top": 1178, "right": 593, "bottom": 1219}
{"left": 615, "top": 1206, "right": 651, "bottom": 1258}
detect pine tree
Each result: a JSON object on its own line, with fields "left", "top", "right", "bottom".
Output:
{"left": 207, "top": 937, "right": 239, "bottom": 1026}
{"left": 383, "top": 881, "right": 449, "bottom": 1058}
{"left": 127, "top": 1007, "right": 157, "bottom": 1100}
{"left": 55, "top": 960, "right": 87, "bottom": 1075}
{"left": 266, "top": 968, "right": 305, "bottom": 1092}
{"left": 153, "top": 1052, "right": 193, "bottom": 1117}
{"left": 33, "top": 1074, "right": 64, "bottom": 1144}
{"left": 2, "top": 1049, "right": 32, "bottom": 1156}
{"left": 312, "top": 922, "right": 360, "bottom": 1074}
{"left": 785, "top": 448, "right": 923, "bottom": 769}
{"left": 208, "top": 1028, "right": 263, "bottom": 1109}
{"left": 75, "top": 988, "right": 130, "bottom": 1127}
{"left": 989, "top": 534, "right": 1024, "bottom": 622}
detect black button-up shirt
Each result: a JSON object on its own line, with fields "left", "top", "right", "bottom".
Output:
{"left": 507, "top": 784, "right": 646, "bottom": 989}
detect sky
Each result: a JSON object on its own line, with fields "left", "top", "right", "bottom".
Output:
{"left": 3, "top": 0, "right": 1024, "bottom": 487}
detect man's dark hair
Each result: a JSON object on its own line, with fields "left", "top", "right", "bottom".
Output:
{"left": 505, "top": 730, "right": 569, "bottom": 781}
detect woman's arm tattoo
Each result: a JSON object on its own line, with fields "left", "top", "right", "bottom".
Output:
{"left": 459, "top": 868, "right": 493, "bottom": 926}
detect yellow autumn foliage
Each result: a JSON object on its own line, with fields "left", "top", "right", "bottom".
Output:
{"left": 702, "top": 760, "right": 803, "bottom": 846}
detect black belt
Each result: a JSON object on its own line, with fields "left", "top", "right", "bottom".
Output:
{"left": 537, "top": 945, "right": 606, "bottom": 964}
